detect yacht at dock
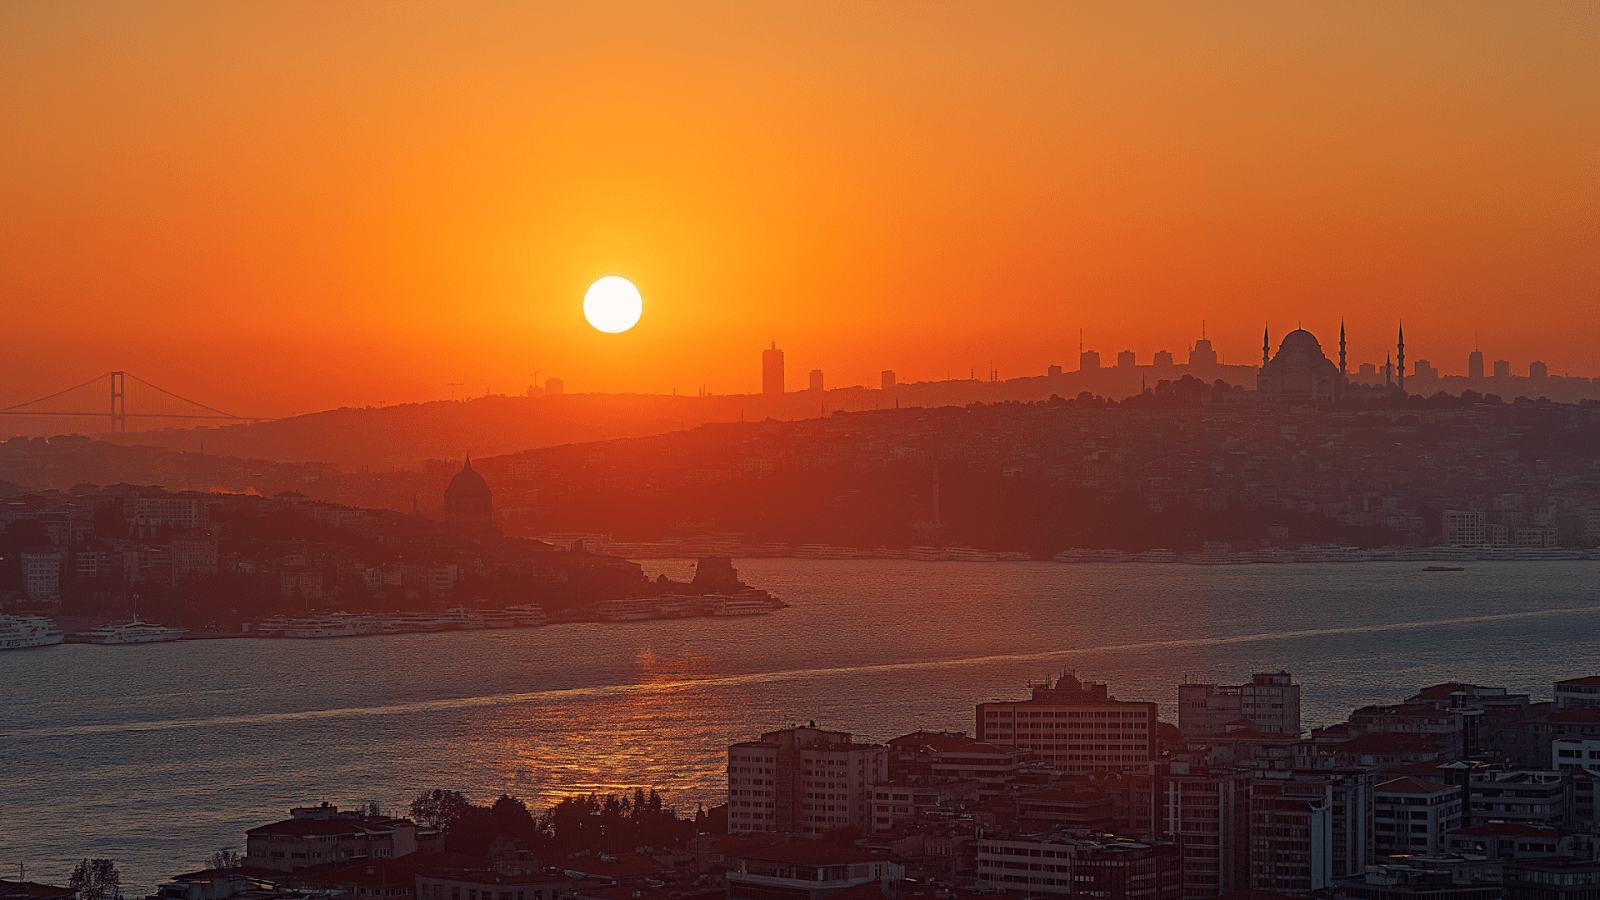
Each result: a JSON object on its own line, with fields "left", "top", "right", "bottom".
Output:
{"left": 79, "top": 618, "right": 188, "bottom": 645}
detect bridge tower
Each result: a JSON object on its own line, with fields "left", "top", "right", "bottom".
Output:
{"left": 110, "top": 371, "right": 127, "bottom": 432}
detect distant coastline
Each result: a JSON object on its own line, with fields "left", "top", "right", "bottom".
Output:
{"left": 538, "top": 535, "right": 1597, "bottom": 564}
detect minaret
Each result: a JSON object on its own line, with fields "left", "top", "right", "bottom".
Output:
{"left": 1385, "top": 353, "right": 1393, "bottom": 386}
{"left": 1262, "top": 325, "right": 1270, "bottom": 368}
{"left": 1396, "top": 322, "right": 1405, "bottom": 393}
{"left": 1339, "top": 320, "right": 1347, "bottom": 378}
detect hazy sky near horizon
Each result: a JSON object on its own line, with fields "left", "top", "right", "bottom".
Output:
{"left": 3, "top": 2, "right": 1595, "bottom": 416}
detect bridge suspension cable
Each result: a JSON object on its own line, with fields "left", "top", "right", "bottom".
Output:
{"left": 0, "top": 371, "right": 269, "bottom": 432}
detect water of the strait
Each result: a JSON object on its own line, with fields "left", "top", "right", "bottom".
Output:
{"left": 5, "top": 559, "right": 1599, "bottom": 892}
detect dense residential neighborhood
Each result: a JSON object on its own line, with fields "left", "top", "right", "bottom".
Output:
{"left": 13, "top": 672, "right": 1600, "bottom": 900}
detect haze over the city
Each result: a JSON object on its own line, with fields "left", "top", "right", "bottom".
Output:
{"left": 3, "top": 2, "right": 1596, "bottom": 420}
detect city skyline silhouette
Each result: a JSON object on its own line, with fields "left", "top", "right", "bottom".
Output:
{"left": 2, "top": 4, "right": 1594, "bottom": 417}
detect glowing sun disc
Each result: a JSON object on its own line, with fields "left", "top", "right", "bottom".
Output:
{"left": 583, "top": 276, "right": 643, "bottom": 333}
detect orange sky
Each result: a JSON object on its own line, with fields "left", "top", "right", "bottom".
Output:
{"left": 2, "top": 2, "right": 1595, "bottom": 418}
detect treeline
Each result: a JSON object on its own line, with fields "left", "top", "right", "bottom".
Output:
{"left": 409, "top": 788, "right": 703, "bottom": 856}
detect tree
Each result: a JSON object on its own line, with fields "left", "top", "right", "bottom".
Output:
{"left": 207, "top": 849, "right": 243, "bottom": 869}
{"left": 410, "top": 788, "right": 472, "bottom": 828}
{"left": 69, "top": 859, "right": 122, "bottom": 900}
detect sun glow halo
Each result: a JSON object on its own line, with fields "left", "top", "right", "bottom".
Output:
{"left": 583, "top": 276, "right": 643, "bottom": 333}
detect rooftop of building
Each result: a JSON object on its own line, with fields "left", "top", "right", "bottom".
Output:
{"left": 976, "top": 831, "right": 1159, "bottom": 851}
{"left": 247, "top": 816, "right": 402, "bottom": 838}
{"left": 1549, "top": 708, "right": 1600, "bottom": 724}
{"left": 1329, "top": 732, "right": 1449, "bottom": 755}
{"left": 733, "top": 842, "right": 885, "bottom": 866}
{"left": 579, "top": 885, "right": 719, "bottom": 900}
{"left": 556, "top": 854, "right": 667, "bottom": 879}
{"left": 1408, "top": 683, "right": 1475, "bottom": 702}
{"left": 1376, "top": 776, "right": 1457, "bottom": 795}
{"left": 1015, "top": 785, "right": 1113, "bottom": 802}
{"left": 1448, "top": 823, "right": 1560, "bottom": 837}
{"left": 0, "top": 882, "right": 75, "bottom": 900}
{"left": 165, "top": 866, "right": 290, "bottom": 882}
{"left": 888, "top": 731, "right": 1014, "bottom": 754}
{"left": 1351, "top": 703, "right": 1462, "bottom": 718}
{"left": 1556, "top": 676, "right": 1600, "bottom": 687}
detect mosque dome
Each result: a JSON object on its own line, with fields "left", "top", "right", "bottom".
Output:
{"left": 1278, "top": 329, "right": 1323, "bottom": 354}
{"left": 1259, "top": 328, "right": 1341, "bottom": 403}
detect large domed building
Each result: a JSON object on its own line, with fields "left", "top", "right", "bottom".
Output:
{"left": 1257, "top": 328, "right": 1343, "bottom": 403}
{"left": 442, "top": 454, "right": 494, "bottom": 527}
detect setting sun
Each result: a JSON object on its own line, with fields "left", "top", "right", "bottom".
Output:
{"left": 583, "top": 276, "right": 643, "bottom": 333}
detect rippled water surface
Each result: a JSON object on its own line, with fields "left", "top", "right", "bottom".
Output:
{"left": 6, "top": 560, "right": 1599, "bottom": 891}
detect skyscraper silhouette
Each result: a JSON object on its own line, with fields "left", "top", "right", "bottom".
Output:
{"left": 762, "top": 342, "right": 784, "bottom": 395}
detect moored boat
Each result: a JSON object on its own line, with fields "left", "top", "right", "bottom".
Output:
{"left": 0, "top": 614, "right": 65, "bottom": 650}
{"left": 79, "top": 618, "right": 187, "bottom": 645}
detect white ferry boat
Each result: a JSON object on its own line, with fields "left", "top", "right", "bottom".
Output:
{"left": 437, "top": 606, "right": 487, "bottom": 629}
{"left": 479, "top": 609, "right": 518, "bottom": 628}
{"left": 378, "top": 612, "right": 448, "bottom": 633}
{"left": 593, "top": 598, "right": 657, "bottom": 621}
{"left": 705, "top": 594, "right": 772, "bottom": 616}
{"left": 654, "top": 593, "right": 709, "bottom": 617}
{"left": 503, "top": 603, "right": 548, "bottom": 626}
{"left": 277, "top": 613, "right": 378, "bottom": 638}
{"left": 0, "top": 614, "right": 65, "bottom": 650}
{"left": 80, "top": 618, "right": 188, "bottom": 645}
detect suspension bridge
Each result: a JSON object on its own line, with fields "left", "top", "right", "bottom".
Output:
{"left": 0, "top": 371, "right": 272, "bottom": 433}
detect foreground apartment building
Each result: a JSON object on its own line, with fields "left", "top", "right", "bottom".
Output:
{"left": 727, "top": 724, "right": 888, "bottom": 836}
{"left": 976, "top": 673, "right": 1158, "bottom": 774}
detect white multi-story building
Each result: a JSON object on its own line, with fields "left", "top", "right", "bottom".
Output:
{"left": 1442, "top": 510, "right": 1487, "bottom": 546}
{"left": 1374, "top": 777, "right": 1461, "bottom": 856}
{"left": 1178, "top": 671, "right": 1301, "bottom": 736}
{"left": 128, "top": 495, "right": 206, "bottom": 536}
{"left": 727, "top": 724, "right": 887, "bottom": 836}
{"left": 21, "top": 551, "right": 62, "bottom": 602}
{"left": 1556, "top": 677, "right": 1600, "bottom": 710}
{"left": 977, "top": 673, "right": 1157, "bottom": 773}
{"left": 1555, "top": 738, "right": 1600, "bottom": 770}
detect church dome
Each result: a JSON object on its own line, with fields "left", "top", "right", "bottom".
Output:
{"left": 445, "top": 457, "right": 491, "bottom": 497}
{"left": 442, "top": 455, "right": 494, "bottom": 527}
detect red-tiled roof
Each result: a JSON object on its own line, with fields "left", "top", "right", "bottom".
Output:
{"left": 1376, "top": 776, "right": 1456, "bottom": 795}
{"left": 247, "top": 818, "right": 376, "bottom": 838}
{"left": 167, "top": 867, "right": 283, "bottom": 881}
{"left": 1332, "top": 732, "right": 1448, "bottom": 755}
{"left": 0, "top": 882, "right": 76, "bottom": 900}
{"left": 1409, "top": 683, "right": 1470, "bottom": 702}
{"left": 1548, "top": 708, "right": 1600, "bottom": 724}
{"left": 1557, "top": 676, "right": 1600, "bottom": 687}
{"left": 1351, "top": 703, "right": 1459, "bottom": 718}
